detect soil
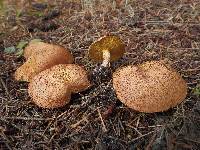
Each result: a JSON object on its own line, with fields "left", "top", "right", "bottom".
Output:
{"left": 0, "top": 0, "right": 200, "bottom": 149}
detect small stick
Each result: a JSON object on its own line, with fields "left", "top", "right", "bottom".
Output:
{"left": 0, "top": 77, "right": 12, "bottom": 101}
{"left": 42, "top": 120, "right": 54, "bottom": 136}
{"left": 128, "top": 131, "right": 155, "bottom": 143}
{"left": 70, "top": 117, "right": 88, "bottom": 129}
{"left": 97, "top": 108, "right": 107, "bottom": 132}
{"left": 145, "top": 133, "right": 157, "bottom": 150}
{"left": 0, "top": 131, "right": 12, "bottom": 150}
{"left": 48, "top": 133, "right": 57, "bottom": 145}
{"left": 2, "top": 116, "right": 53, "bottom": 121}
{"left": 127, "top": 124, "right": 142, "bottom": 136}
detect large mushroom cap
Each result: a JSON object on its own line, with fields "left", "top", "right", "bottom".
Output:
{"left": 28, "top": 69, "right": 71, "bottom": 108}
{"left": 47, "top": 64, "right": 91, "bottom": 93}
{"left": 113, "top": 61, "right": 187, "bottom": 113}
{"left": 89, "top": 36, "right": 125, "bottom": 62}
{"left": 15, "top": 42, "right": 73, "bottom": 82}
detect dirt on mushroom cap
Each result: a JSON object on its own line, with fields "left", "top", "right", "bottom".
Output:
{"left": 89, "top": 36, "right": 125, "bottom": 62}
{"left": 28, "top": 68, "right": 71, "bottom": 108}
{"left": 112, "top": 61, "right": 187, "bottom": 113}
{"left": 15, "top": 43, "right": 74, "bottom": 82}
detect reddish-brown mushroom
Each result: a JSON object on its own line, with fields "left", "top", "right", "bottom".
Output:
{"left": 28, "top": 64, "right": 91, "bottom": 108}
{"left": 28, "top": 70, "right": 71, "bottom": 108}
{"left": 51, "top": 64, "right": 91, "bottom": 93}
{"left": 15, "top": 42, "right": 73, "bottom": 82}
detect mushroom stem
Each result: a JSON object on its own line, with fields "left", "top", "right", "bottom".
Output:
{"left": 102, "top": 49, "right": 110, "bottom": 67}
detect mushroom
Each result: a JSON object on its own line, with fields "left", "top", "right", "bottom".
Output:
{"left": 23, "top": 41, "right": 49, "bottom": 59}
{"left": 48, "top": 64, "right": 91, "bottom": 93}
{"left": 28, "top": 71, "right": 71, "bottom": 108}
{"left": 88, "top": 36, "right": 125, "bottom": 84}
{"left": 15, "top": 42, "right": 73, "bottom": 82}
{"left": 28, "top": 64, "right": 91, "bottom": 108}
{"left": 89, "top": 35, "right": 125, "bottom": 67}
{"left": 112, "top": 61, "right": 187, "bottom": 113}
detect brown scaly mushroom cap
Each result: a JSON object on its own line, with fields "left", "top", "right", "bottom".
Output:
{"left": 112, "top": 61, "right": 187, "bottom": 113}
{"left": 28, "top": 68, "right": 71, "bottom": 108}
{"left": 15, "top": 42, "right": 73, "bottom": 82}
{"left": 23, "top": 41, "right": 48, "bottom": 59}
{"left": 89, "top": 35, "right": 125, "bottom": 66}
{"left": 48, "top": 64, "right": 91, "bottom": 93}
{"left": 28, "top": 64, "right": 91, "bottom": 108}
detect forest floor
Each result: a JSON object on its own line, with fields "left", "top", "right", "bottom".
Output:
{"left": 0, "top": 0, "right": 200, "bottom": 149}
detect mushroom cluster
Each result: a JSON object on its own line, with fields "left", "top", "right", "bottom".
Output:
{"left": 15, "top": 42, "right": 73, "bottom": 82}
{"left": 14, "top": 37, "right": 188, "bottom": 112}
{"left": 29, "top": 64, "right": 90, "bottom": 108}
{"left": 113, "top": 61, "right": 187, "bottom": 113}
{"left": 15, "top": 41, "right": 90, "bottom": 108}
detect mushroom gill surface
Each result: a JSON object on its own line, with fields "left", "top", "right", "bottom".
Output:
{"left": 88, "top": 35, "right": 125, "bottom": 62}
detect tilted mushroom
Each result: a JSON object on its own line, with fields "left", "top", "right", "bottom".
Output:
{"left": 89, "top": 35, "right": 125, "bottom": 67}
{"left": 112, "top": 61, "right": 187, "bottom": 113}
{"left": 28, "top": 64, "right": 91, "bottom": 108}
{"left": 15, "top": 42, "right": 73, "bottom": 82}
{"left": 88, "top": 36, "right": 125, "bottom": 83}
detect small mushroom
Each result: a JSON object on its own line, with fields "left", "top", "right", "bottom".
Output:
{"left": 15, "top": 42, "right": 73, "bottom": 82}
{"left": 88, "top": 36, "right": 125, "bottom": 84}
{"left": 28, "top": 64, "right": 90, "bottom": 108}
{"left": 89, "top": 35, "right": 125, "bottom": 67}
{"left": 112, "top": 61, "right": 187, "bottom": 113}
